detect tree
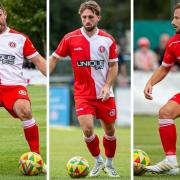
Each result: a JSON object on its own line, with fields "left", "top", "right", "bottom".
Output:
{"left": 2, "top": 0, "right": 46, "bottom": 56}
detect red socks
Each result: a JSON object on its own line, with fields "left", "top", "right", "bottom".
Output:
{"left": 159, "top": 119, "right": 176, "bottom": 155}
{"left": 23, "top": 119, "right": 40, "bottom": 154}
{"left": 103, "top": 134, "right": 116, "bottom": 158}
{"left": 84, "top": 134, "right": 100, "bottom": 157}
{"left": 84, "top": 134, "right": 116, "bottom": 158}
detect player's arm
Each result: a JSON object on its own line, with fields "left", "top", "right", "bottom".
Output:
{"left": 101, "top": 62, "right": 118, "bottom": 102}
{"left": 31, "top": 54, "right": 47, "bottom": 76}
{"left": 49, "top": 55, "right": 61, "bottom": 74}
{"left": 144, "top": 65, "right": 171, "bottom": 100}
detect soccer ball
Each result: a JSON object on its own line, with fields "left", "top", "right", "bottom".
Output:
{"left": 18, "top": 152, "right": 43, "bottom": 176}
{"left": 66, "top": 156, "right": 90, "bottom": 178}
{"left": 134, "top": 149, "right": 150, "bottom": 176}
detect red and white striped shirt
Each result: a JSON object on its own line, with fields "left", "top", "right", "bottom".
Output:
{"left": 0, "top": 27, "right": 38, "bottom": 85}
{"left": 162, "top": 34, "right": 180, "bottom": 67}
{"left": 53, "top": 28, "right": 118, "bottom": 99}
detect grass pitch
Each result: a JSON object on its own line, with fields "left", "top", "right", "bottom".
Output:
{"left": 50, "top": 126, "right": 130, "bottom": 179}
{"left": 0, "top": 85, "right": 46, "bottom": 180}
{"left": 134, "top": 115, "right": 180, "bottom": 180}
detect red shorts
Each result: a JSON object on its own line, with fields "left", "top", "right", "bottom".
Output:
{"left": 74, "top": 97, "right": 117, "bottom": 123}
{"left": 169, "top": 93, "right": 180, "bottom": 105}
{"left": 0, "top": 85, "right": 30, "bottom": 118}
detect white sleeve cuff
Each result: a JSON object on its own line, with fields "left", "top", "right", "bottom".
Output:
{"left": 26, "top": 52, "right": 39, "bottom": 59}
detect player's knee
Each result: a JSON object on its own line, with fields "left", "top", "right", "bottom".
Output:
{"left": 159, "top": 106, "right": 175, "bottom": 119}
{"left": 18, "top": 106, "right": 32, "bottom": 120}
{"left": 105, "top": 127, "right": 115, "bottom": 136}
{"left": 83, "top": 127, "right": 94, "bottom": 138}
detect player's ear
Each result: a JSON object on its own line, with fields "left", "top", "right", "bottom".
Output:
{"left": 98, "top": 15, "right": 101, "bottom": 22}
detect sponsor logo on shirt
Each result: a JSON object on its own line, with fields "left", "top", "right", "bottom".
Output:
{"left": 9, "top": 42, "right": 16, "bottom": 48}
{"left": 0, "top": 54, "right": 15, "bottom": 65}
{"left": 77, "top": 60, "right": 104, "bottom": 70}
{"left": 74, "top": 47, "right": 82, "bottom": 51}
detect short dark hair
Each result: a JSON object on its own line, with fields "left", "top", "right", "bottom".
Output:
{"left": 174, "top": 3, "right": 180, "bottom": 10}
{"left": 79, "top": 0, "right": 101, "bottom": 16}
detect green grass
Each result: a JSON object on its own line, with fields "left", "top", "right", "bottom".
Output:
{"left": 0, "top": 85, "right": 46, "bottom": 179}
{"left": 50, "top": 127, "right": 130, "bottom": 179}
{"left": 134, "top": 115, "right": 180, "bottom": 180}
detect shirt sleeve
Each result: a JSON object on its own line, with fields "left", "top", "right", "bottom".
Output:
{"left": 109, "top": 40, "right": 118, "bottom": 62}
{"left": 52, "top": 36, "right": 69, "bottom": 60}
{"left": 23, "top": 37, "right": 39, "bottom": 59}
{"left": 162, "top": 43, "right": 175, "bottom": 67}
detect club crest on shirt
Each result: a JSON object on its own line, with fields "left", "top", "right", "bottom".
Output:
{"left": 98, "top": 45, "right": 105, "bottom": 53}
{"left": 18, "top": 90, "right": 27, "bottom": 96}
{"left": 8, "top": 42, "right": 17, "bottom": 48}
{"left": 109, "top": 109, "right": 116, "bottom": 117}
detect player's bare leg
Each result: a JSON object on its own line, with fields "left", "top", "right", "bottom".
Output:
{"left": 146, "top": 101, "right": 180, "bottom": 174}
{"left": 101, "top": 120, "right": 119, "bottom": 177}
{"left": 78, "top": 115, "right": 104, "bottom": 177}
{"left": 14, "top": 99, "right": 40, "bottom": 153}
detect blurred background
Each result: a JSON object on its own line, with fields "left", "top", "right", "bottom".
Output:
{"left": 134, "top": 0, "right": 180, "bottom": 115}
{"left": 50, "top": 0, "right": 131, "bottom": 127}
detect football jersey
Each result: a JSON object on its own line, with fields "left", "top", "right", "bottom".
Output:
{"left": 0, "top": 27, "right": 39, "bottom": 86}
{"left": 162, "top": 34, "right": 180, "bottom": 67}
{"left": 53, "top": 28, "right": 118, "bottom": 99}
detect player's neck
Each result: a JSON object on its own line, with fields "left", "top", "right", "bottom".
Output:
{"left": 0, "top": 25, "right": 7, "bottom": 34}
{"left": 83, "top": 27, "right": 98, "bottom": 37}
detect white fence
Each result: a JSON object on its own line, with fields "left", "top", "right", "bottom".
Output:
{"left": 134, "top": 71, "right": 180, "bottom": 114}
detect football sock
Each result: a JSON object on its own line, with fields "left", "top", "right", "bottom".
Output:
{"left": 84, "top": 134, "right": 100, "bottom": 157}
{"left": 103, "top": 134, "right": 116, "bottom": 158}
{"left": 166, "top": 155, "right": 178, "bottom": 166}
{"left": 159, "top": 119, "right": 176, "bottom": 157}
{"left": 23, "top": 118, "right": 40, "bottom": 154}
{"left": 105, "top": 157, "right": 113, "bottom": 167}
{"left": 95, "top": 154, "right": 104, "bottom": 163}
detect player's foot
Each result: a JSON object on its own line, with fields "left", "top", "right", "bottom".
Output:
{"left": 42, "top": 163, "right": 47, "bottom": 174}
{"left": 146, "top": 159, "right": 179, "bottom": 175}
{"left": 90, "top": 161, "right": 105, "bottom": 177}
{"left": 104, "top": 165, "right": 120, "bottom": 177}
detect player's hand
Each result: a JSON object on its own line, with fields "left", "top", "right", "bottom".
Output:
{"left": 100, "top": 84, "right": 110, "bottom": 102}
{"left": 144, "top": 83, "right": 153, "bottom": 100}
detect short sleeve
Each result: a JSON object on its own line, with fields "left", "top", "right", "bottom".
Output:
{"left": 23, "top": 37, "right": 38, "bottom": 59}
{"left": 52, "top": 36, "right": 69, "bottom": 59}
{"left": 109, "top": 40, "right": 118, "bottom": 62}
{"left": 162, "top": 44, "right": 175, "bottom": 67}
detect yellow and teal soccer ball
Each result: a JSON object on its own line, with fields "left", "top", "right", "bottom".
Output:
{"left": 18, "top": 152, "right": 43, "bottom": 176}
{"left": 134, "top": 149, "right": 150, "bottom": 176}
{"left": 66, "top": 156, "right": 90, "bottom": 178}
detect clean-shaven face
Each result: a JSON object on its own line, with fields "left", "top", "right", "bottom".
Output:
{"left": 172, "top": 8, "right": 180, "bottom": 33}
{"left": 81, "top": 9, "right": 100, "bottom": 32}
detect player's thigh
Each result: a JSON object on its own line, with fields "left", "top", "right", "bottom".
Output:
{"left": 78, "top": 114, "right": 94, "bottom": 129}
{"left": 159, "top": 101, "right": 180, "bottom": 119}
{"left": 2, "top": 86, "right": 30, "bottom": 118}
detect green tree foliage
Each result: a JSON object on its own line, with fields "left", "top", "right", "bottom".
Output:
{"left": 134, "top": 0, "right": 171, "bottom": 20}
{"left": 1, "top": 0, "right": 46, "bottom": 56}
{"left": 50, "top": 0, "right": 130, "bottom": 51}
